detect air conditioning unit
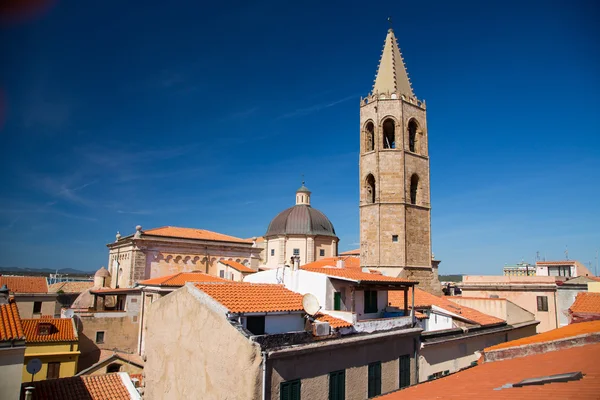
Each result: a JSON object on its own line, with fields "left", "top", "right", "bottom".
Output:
{"left": 312, "top": 321, "right": 330, "bottom": 337}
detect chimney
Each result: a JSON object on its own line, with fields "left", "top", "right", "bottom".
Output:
{"left": 24, "top": 387, "right": 34, "bottom": 400}
{"left": 336, "top": 259, "right": 344, "bottom": 269}
{"left": 293, "top": 256, "right": 300, "bottom": 271}
{"left": 0, "top": 284, "right": 9, "bottom": 305}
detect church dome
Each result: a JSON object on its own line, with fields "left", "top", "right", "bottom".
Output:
{"left": 265, "top": 183, "right": 336, "bottom": 238}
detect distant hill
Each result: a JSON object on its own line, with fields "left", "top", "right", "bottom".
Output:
{"left": 0, "top": 266, "right": 94, "bottom": 277}
{"left": 439, "top": 274, "right": 463, "bottom": 283}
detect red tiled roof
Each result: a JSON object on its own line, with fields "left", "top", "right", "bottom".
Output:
{"left": 339, "top": 248, "right": 360, "bottom": 256}
{"left": 485, "top": 320, "right": 600, "bottom": 351}
{"left": 0, "top": 276, "right": 48, "bottom": 293}
{"left": 379, "top": 342, "right": 600, "bottom": 400}
{"left": 142, "top": 226, "right": 251, "bottom": 244}
{"left": 302, "top": 256, "right": 361, "bottom": 269}
{"left": 194, "top": 282, "right": 304, "bottom": 313}
{"left": 302, "top": 266, "right": 415, "bottom": 284}
{"left": 49, "top": 281, "right": 94, "bottom": 293}
{"left": 0, "top": 296, "right": 25, "bottom": 341}
{"left": 570, "top": 292, "right": 600, "bottom": 314}
{"left": 389, "top": 288, "right": 504, "bottom": 326}
{"left": 22, "top": 317, "right": 77, "bottom": 343}
{"left": 315, "top": 313, "right": 352, "bottom": 329}
{"left": 90, "top": 288, "right": 140, "bottom": 294}
{"left": 21, "top": 373, "right": 133, "bottom": 400}
{"left": 140, "top": 272, "right": 226, "bottom": 287}
{"left": 219, "top": 260, "right": 256, "bottom": 274}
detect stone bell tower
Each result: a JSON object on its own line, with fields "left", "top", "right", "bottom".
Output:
{"left": 359, "top": 28, "right": 440, "bottom": 294}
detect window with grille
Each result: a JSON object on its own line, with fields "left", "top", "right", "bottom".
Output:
{"left": 368, "top": 361, "right": 381, "bottom": 398}
{"left": 320, "top": 249, "right": 325, "bottom": 257}
{"left": 329, "top": 370, "right": 345, "bottom": 400}
{"left": 95, "top": 331, "right": 105, "bottom": 344}
{"left": 271, "top": 249, "right": 275, "bottom": 256}
{"left": 280, "top": 379, "right": 301, "bottom": 400}
{"left": 293, "top": 248, "right": 300, "bottom": 256}
{"left": 399, "top": 354, "right": 411, "bottom": 389}
{"left": 537, "top": 296, "right": 548, "bottom": 311}
{"left": 33, "top": 302, "right": 42, "bottom": 314}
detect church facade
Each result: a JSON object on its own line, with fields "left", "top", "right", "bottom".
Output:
{"left": 359, "top": 28, "right": 441, "bottom": 294}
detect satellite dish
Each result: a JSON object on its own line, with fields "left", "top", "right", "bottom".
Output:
{"left": 302, "top": 293, "right": 320, "bottom": 316}
{"left": 26, "top": 358, "right": 42, "bottom": 375}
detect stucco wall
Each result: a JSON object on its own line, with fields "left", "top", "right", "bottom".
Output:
{"left": 76, "top": 313, "right": 139, "bottom": 372}
{"left": 0, "top": 346, "right": 25, "bottom": 399}
{"left": 451, "top": 298, "right": 535, "bottom": 325}
{"left": 419, "top": 323, "right": 537, "bottom": 381}
{"left": 15, "top": 294, "right": 57, "bottom": 318}
{"left": 85, "top": 360, "right": 144, "bottom": 376}
{"left": 269, "top": 332, "right": 418, "bottom": 400}
{"left": 459, "top": 288, "right": 557, "bottom": 332}
{"left": 23, "top": 342, "right": 79, "bottom": 381}
{"left": 557, "top": 287, "right": 585, "bottom": 327}
{"left": 424, "top": 311, "right": 453, "bottom": 331}
{"left": 144, "top": 286, "right": 262, "bottom": 400}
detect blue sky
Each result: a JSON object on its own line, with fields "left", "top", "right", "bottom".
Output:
{"left": 0, "top": 0, "right": 599, "bottom": 274}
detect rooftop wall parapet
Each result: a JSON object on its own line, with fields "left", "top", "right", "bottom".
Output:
{"left": 360, "top": 91, "right": 426, "bottom": 109}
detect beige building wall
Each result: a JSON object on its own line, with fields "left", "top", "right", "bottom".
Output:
{"left": 84, "top": 360, "right": 143, "bottom": 376}
{"left": 589, "top": 282, "right": 600, "bottom": 292}
{"left": 419, "top": 323, "right": 536, "bottom": 381}
{"left": 460, "top": 277, "right": 558, "bottom": 333}
{"left": 264, "top": 235, "right": 338, "bottom": 269}
{"left": 450, "top": 298, "right": 535, "bottom": 325}
{"left": 0, "top": 346, "right": 25, "bottom": 400}
{"left": 144, "top": 286, "right": 262, "bottom": 400}
{"left": 269, "top": 332, "right": 419, "bottom": 400}
{"left": 15, "top": 294, "right": 57, "bottom": 318}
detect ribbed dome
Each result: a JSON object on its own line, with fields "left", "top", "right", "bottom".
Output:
{"left": 95, "top": 266, "right": 111, "bottom": 278}
{"left": 265, "top": 205, "right": 336, "bottom": 238}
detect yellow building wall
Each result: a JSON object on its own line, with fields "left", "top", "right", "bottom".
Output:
{"left": 22, "top": 342, "right": 80, "bottom": 382}
{"left": 588, "top": 282, "right": 600, "bottom": 293}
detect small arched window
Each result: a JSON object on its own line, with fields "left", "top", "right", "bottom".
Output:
{"left": 365, "top": 174, "right": 376, "bottom": 204}
{"left": 408, "top": 119, "right": 419, "bottom": 153}
{"left": 107, "top": 363, "right": 122, "bottom": 373}
{"left": 410, "top": 174, "right": 419, "bottom": 205}
{"left": 382, "top": 119, "right": 395, "bottom": 149}
{"left": 365, "top": 121, "right": 375, "bottom": 152}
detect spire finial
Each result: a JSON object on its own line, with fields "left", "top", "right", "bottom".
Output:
{"left": 387, "top": 16, "right": 393, "bottom": 30}
{"left": 301, "top": 174, "right": 305, "bottom": 186}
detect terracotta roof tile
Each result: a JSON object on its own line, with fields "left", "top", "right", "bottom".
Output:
{"left": 194, "top": 282, "right": 304, "bottom": 313}
{"left": 22, "top": 317, "right": 77, "bottom": 343}
{"left": 315, "top": 313, "right": 352, "bottom": 329}
{"left": 536, "top": 260, "right": 576, "bottom": 265}
{"left": 0, "top": 296, "right": 25, "bottom": 341}
{"left": 219, "top": 260, "right": 256, "bottom": 274}
{"left": 389, "top": 288, "right": 504, "bottom": 326}
{"left": 379, "top": 342, "right": 600, "bottom": 400}
{"left": 142, "top": 226, "right": 251, "bottom": 244}
{"left": 339, "top": 248, "right": 360, "bottom": 256}
{"left": 21, "top": 373, "right": 133, "bottom": 400}
{"left": 485, "top": 320, "right": 600, "bottom": 351}
{"left": 0, "top": 276, "right": 48, "bottom": 293}
{"left": 48, "top": 281, "right": 94, "bottom": 293}
{"left": 302, "top": 265, "right": 415, "bottom": 284}
{"left": 139, "top": 272, "right": 226, "bottom": 287}
{"left": 302, "top": 256, "right": 361, "bottom": 269}
{"left": 570, "top": 292, "right": 600, "bottom": 314}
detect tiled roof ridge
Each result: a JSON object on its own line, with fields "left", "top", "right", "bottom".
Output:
{"left": 219, "top": 259, "right": 256, "bottom": 273}
{"left": 22, "top": 317, "right": 78, "bottom": 343}
{"left": 0, "top": 296, "right": 25, "bottom": 341}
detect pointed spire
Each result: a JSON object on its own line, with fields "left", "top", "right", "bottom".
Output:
{"left": 372, "top": 28, "right": 414, "bottom": 98}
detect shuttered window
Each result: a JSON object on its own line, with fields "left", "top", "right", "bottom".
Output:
{"left": 334, "top": 292, "right": 342, "bottom": 311}
{"left": 399, "top": 354, "right": 411, "bottom": 389}
{"left": 537, "top": 296, "right": 548, "bottom": 312}
{"left": 280, "top": 379, "right": 301, "bottom": 400}
{"left": 47, "top": 362, "right": 60, "bottom": 379}
{"left": 368, "top": 362, "right": 381, "bottom": 398}
{"left": 364, "top": 291, "right": 378, "bottom": 314}
{"left": 329, "top": 370, "right": 345, "bottom": 400}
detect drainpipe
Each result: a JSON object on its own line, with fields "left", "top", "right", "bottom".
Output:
{"left": 411, "top": 285, "right": 415, "bottom": 327}
{"left": 414, "top": 337, "right": 419, "bottom": 385}
{"left": 262, "top": 351, "right": 268, "bottom": 400}
{"left": 553, "top": 288, "right": 559, "bottom": 329}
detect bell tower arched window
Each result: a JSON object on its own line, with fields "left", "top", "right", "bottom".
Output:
{"left": 365, "top": 174, "right": 376, "bottom": 204}
{"left": 382, "top": 119, "right": 395, "bottom": 149}
{"left": 408, "top": 119, "right": 419, "bottom": 153}
{"left": 365, "top": 121, "right": 375, "bottom": 152}
{"left": 410, "top": 174, "right": 419, "bottom": 205}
